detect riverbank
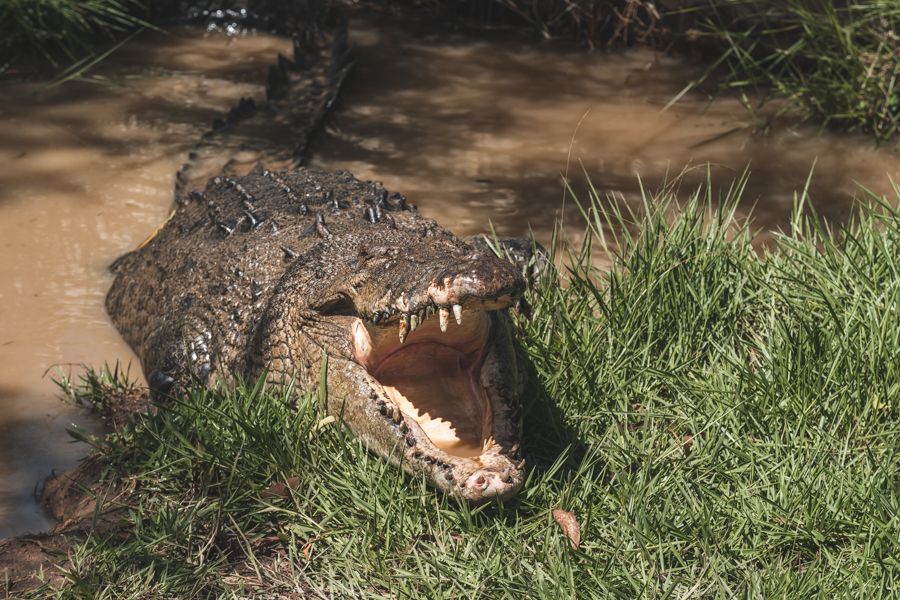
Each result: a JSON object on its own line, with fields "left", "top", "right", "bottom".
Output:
{"left": 4, "top": 181, "right": 898, "bottom": 597}
{"left": 3, "top": 12, "right": 895, "bottom": 542}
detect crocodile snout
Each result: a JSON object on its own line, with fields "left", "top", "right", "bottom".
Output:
{"left": 462, "top": 467, "right": 520, "bottom": 501}
{"left": 427, "top": 252, "right": 524, "bottom": 308}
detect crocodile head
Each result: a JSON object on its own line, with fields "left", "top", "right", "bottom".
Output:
{"left": 299, "top": 228, "right": 527, "bottom": 502}
{"left": 110, "top": 164, "right": 531, "bottom": 503}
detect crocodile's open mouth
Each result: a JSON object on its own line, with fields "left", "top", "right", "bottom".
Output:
{"left": 348, "top": 296, "right": 523, "bottom": 500}
{"left": 354, "top": 299, "right": 510, "bottom": 457}
{"left": 356, "top": 307, "right": 496, "bottom": 457}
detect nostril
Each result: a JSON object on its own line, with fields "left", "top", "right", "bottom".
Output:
{"left": 474, "top": 475, "right": 487, "bottom": 488}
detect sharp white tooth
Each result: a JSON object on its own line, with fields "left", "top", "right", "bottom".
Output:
{"left": 399, "top": 317, "right": 409, "bottom": 343}
{"left": 439, "top": 307, "right": 449, "bottom": 332}
{"left": 410, "top": 313, "right": 419, "bottom": 332}
{"left": 452, "top": 304, "right": 463, "bottom": 325}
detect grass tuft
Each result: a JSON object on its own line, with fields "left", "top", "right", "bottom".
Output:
{"left": 675, "top": 0, "right": 900, "bottom": 141}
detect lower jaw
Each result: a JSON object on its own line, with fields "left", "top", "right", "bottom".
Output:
{"left": 377, "top": 353, "right": 523, "bottom": 501}
{"left": 399, "top": 422, "right": 524, "bottom": 501}
{"left": 353, "top": 311, "right": 523, "bottom": 500}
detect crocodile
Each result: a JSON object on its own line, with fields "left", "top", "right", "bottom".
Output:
{"left": 105, "top": 8, "right": 533, "bottom": 502}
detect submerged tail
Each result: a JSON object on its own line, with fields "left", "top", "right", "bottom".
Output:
{"left": 110, "top": 3, "right": 350, "bottom": 274}
{"left": 173, "top": 6, "right": 351, "bottom": 201}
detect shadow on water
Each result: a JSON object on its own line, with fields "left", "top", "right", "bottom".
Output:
{"left": 0, "top": 29, "right": 291, "bottom": 207}
{"left": 310, "top": 13, "right": 899, "bottom": 248}
{"left": 0, "top": 29, "right": 293, "bottom": 539}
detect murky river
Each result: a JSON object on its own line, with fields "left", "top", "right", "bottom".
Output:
{"left": 310, "top": 17, "right": 899, "bottom": 244}
{"left": 0, "top": 16, "right": 897, "bottom": 537}
{"left": 0, "top": 29, "right": 293, "bottom": 537}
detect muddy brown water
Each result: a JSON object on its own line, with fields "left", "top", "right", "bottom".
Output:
{"left": 0, "top": 19, "right": 897, "bottom": 538}
{"left": 309, "top": 17, "right": 899, "bottom": 246}
{"left": 0, "top": 29, "right": 293, "bottom": 537}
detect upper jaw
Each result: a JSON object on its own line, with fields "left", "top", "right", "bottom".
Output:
{"left": 358, "top": 251, "right": 526, "bottom": 344}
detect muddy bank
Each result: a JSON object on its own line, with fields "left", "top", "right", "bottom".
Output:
{"left": 0, "top": 391, "right": 151, "bottom": 596}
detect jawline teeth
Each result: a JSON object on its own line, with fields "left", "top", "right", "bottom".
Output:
{"left": 399, "top": 316, "right": 409, "bottom": 343}
{"left": 396, "top": 303, "right": 463, "bottom": 342}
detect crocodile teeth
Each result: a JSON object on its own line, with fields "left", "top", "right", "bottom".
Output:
{"left": 410, "top": 313, "right": 419, "bottom": 332}
{"left": 439, "top": 307, "right": 449, "bottom": 332}
{"left": 452, "top": 304, "right": 463, "bottom": 325}
{"left": 399, "top": 316, "right": 409, "bottom": 343}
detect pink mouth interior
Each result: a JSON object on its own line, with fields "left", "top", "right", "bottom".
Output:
{"left": 354, "top": 311, "right": 493, "bottom": 458}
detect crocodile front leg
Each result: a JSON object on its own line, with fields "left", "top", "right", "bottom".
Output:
{"left": 141, "top": 314, "right": 216, "bottom": 399}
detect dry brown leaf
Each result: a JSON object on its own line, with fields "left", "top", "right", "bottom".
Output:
{"left": 260, "top": 476, "right": 301, "bottom": 499}
{"left": 302, "top": 539, "right": 315, "bottom": 561}
{"left": 552, "top": 507, "right": 581, "bottom": 550}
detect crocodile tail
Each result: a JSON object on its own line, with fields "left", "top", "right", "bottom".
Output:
{"left": 109, "top": 4, "right": 350, "bottom": 274}
{"left": 173, "top": 6, "right": 351, "bottom": 201}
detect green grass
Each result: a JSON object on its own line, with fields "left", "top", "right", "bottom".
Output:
{"left": 29, "top": 176, "right": 900, "bottom": 598}
{"left": 690, "top": 0, "right": 900, "bottom": 142}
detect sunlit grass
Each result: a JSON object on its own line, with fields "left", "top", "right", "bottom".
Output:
{"left": 691, "top": 0, "right": 900, "bottom": 142}
{"left": 29, "top": 176, "right": 900, "bottom": 598}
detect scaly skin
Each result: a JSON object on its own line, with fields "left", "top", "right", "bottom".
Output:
{"left": 107, "top": 166, "right": 529, "bottom": 501}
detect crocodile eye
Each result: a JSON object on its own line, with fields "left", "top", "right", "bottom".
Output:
{"left": 317, "top": 294, "right": 358, "bottom": 317}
